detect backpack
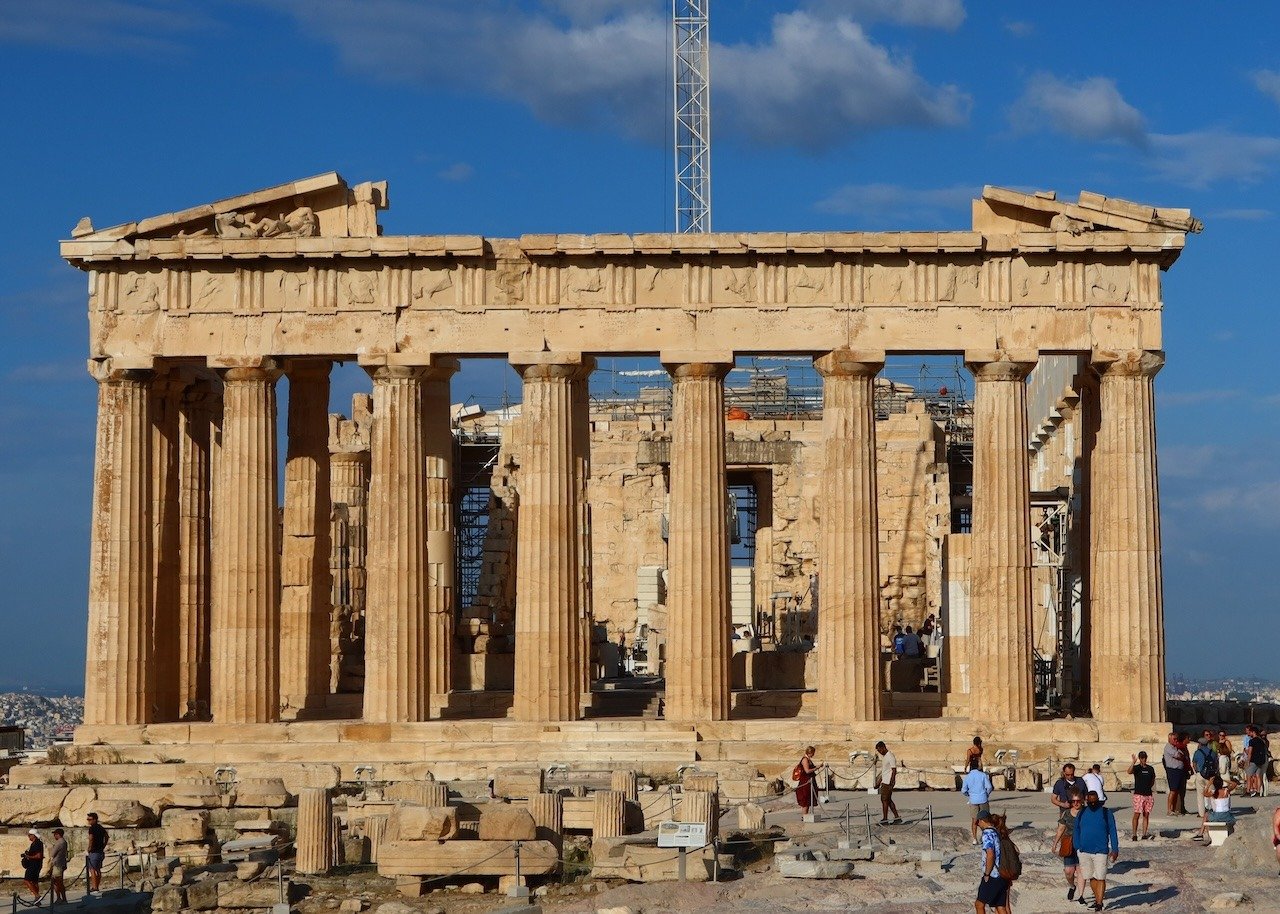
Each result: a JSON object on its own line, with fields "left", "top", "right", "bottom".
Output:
{"left": 997, "top": 834, "right": 1022, "bottom": 881}
{"left": 1194, "top": 745, "right": 1219, "bottom": 779}
{"left": 792, "top": 761, "right": 805, "bottom": 781}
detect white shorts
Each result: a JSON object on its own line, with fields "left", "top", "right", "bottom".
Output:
{"left": 1078, "top": 852, "right": 1109, "bottom": 882}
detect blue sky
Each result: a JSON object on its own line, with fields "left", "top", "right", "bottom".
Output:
{"left": 1, "top": 0, "right": 1277, "bottom": 691}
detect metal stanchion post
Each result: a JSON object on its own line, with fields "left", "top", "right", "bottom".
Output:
{"left": 864, "top": 803, "right": 872, "bottom": 845}
{"left": 928, "top": 805, "right": 935, "bottom": 851}
{"left": 120, "top": 853, "right": 126, "bottom": 890}
{"left": 712, "top": 837, "right": 718, "bottom": 883}
{"left": 278, "top": 864, "right": 284, "bottom": 904}
{"left": 508, "top": 840, "right": 530, "bottom": 898}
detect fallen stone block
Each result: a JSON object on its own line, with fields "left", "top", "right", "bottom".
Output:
{"left": 478, "top": 805, "right": 537, "bottom": 841}
{"left": 167, "top": 842, "right": 217, "bottom": 866}
{"left": 1209, "top": 893, "right": 1246, "bottom": 909}
{"left": 230, "top": 777, "right": 291, "bottom": 808}
{"left": 217, "top": 876, "right": 302, "bottom": 908}
{"left": 377, "top": 839, "right": 559, "bottom": 877}
{"left": 149, "top": 885, "right": 186, "bottom": 912}
{"left": 494, "top": 767, "right": 543, "bottom": 799}
{"left": 0, "top": 786, "right": 70, "bottom": 826}
{"left": 777, "top": 856, "right": 853, "bottom": 879}
{"left": 736, "top": 803, "right": 765, "bottom": 831}
{"left": 184, "top": 877, "right": 224, "bottom": 911}
{"left": 590, "top": 839, "right": 717, "bottom": 882}
{"left": 163, "top": 809, "right": 210, "bottom": 843}
{"left": 389, "top": 804, "right": 458, "bottom": 841}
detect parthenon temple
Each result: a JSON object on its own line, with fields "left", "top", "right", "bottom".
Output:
{"left": 62, "top": 173, "right": 1199, "bottom": 773}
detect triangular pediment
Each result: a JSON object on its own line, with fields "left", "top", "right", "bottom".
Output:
{"left": 70, "top": 172, "right": 389, "bottom": 241}
{"left": 975, "top": 185, "right": 1203, "bottom": 235}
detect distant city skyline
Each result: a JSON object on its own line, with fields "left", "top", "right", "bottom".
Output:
{"left": 1, "top": 2, "right": 1277, "bottom": 685}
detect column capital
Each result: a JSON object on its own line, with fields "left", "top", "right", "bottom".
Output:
{"left": 814, "top": 349, "right": 885, "bottom": 378}
{"left": 88, "top": 359, "right": 153, "bottom": 384}
{"left": 1091, "top": 349, "right": 1164, "bottom": 379}
{"left": 511, "top": 352, "right": 595, "bottom": 381}
{"left": 663, "top": 361, "right": 733, "bottom": 381}
{"left": 965, "top": 350, "right": 1037, "bottom": 382}
{"left": 363, "top": 363, "right": 428, "bottom": 383}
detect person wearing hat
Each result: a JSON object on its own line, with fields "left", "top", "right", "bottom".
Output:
{"left": 46, "top": 827, "right": 68, "bottom": 904}
{"left": 21, "top": 829, "right": 44, "bottom": 902}
{"left": 975, "top": 810, "right": 1012, "bottom": 914}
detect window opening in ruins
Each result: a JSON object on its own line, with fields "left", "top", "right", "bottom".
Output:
{"left": 454, "top": 430, "right": 500, "bottom": 612}
{"left": 727, "top": 477, "right": 759, "bottom": 565}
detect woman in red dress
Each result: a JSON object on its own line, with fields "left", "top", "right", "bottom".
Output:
{"left": 795, "top": 745, "right": 818, "bottom": 815}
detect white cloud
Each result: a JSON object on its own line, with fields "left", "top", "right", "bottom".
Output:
{"left": 814, "top": 182, "right": 976, "bottom": 226}
{"left": 437, "top": 162, "right": 475, "bottom": 182}
{"left": 799, "top": 0, "right": 966, "bottom": 30}
{"left": 1003, "top": 19, "right": 1034, "bottom": 37}
{"left": 1159, "top": 444, "right": 1220, "bottom": 479}
{"left": 0, "top": 0, "right": 209, "bottom": 52}
{"left": 1149, "top": 131, "right": 1280, "bottom": 189}
{"left": 1009, "top": 73, "right": 1147, "bottom": 146}
{"left": 716, "top": 12, "right": 970, "bottom": 150}
{"left": 1193, "top": 480, "right": 1280, "bottom": 529}
{"left": 1253, "top": 69, "right": 1280, "bottom": 107}
{"left": 274, "top": 2, "right": 970, "bottom": 150}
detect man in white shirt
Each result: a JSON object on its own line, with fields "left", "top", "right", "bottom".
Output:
{"left": 1084, "top": 763, "right": 1108, "bottom": 804}
{"left": 875, "top": 741, "right": 901, "bottom": 825}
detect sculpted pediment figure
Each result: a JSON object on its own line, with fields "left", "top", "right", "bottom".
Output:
{"left": 71, "top": 173, "right": 388, "bottom": 242}
{"left": 974, "top": 185, "right": 1204, "bottom": 235}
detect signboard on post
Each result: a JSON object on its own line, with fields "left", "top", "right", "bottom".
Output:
{"left": 657, "top": 820, "right": 709, "bottom": 848}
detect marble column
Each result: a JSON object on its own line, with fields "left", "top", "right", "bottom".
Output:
{"left": 663, "top": 360, "right": 732, "bottom": 722}
{"left": 210, "top": 363, "right": 282, "bottom": 724}
{"left": 84, "top": 364, "right": 155, "bottom": 727}
{"left": 150, "top": 372, "right": 184, "bottom": 721}
{"left": 421, "top": 359, "right": 460, "bottom": 718}
{"left": 329, "top": 449, "right": 370, "bottom": 693}
{"left": 177, "top": 377, "right": 216, "bottom": 720}
{"left": 511, "top": 354, "right": 589, "bottom": 722}
{"left": 363, "top": 365, "right": 432, "bottom": 722}
{"left": 814, "top": 350, "right": 885, "bottom": 722}
{"left": 571, "top": 369, "right": 595, "bottom": 701}
{"left": 280, "top": 360, "right": 333, "bottom": 719}
{"left": 296, "top": 787, "right": 333, "bottom": 876}
{"left": 1090, "top": 350, "right": 1166, "bottom": 723}
{"left": 965, "top": 352, "right": 1036, "bottom": 722}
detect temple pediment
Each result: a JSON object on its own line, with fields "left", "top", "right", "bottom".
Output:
{"left": 70, "top": 172, "right": 389, "bottom": 242}
{"left": 975, "top": 185, "right": 1203, "bottom": 236}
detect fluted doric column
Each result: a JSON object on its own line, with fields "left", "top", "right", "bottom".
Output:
{"left": 363, "top": 365, "right": 432, "bottom": 722}
{"left": 329, "top": 447, "right": 370, "bottom": 694}
{"left": 210, "top": 362, "right": 282, "bottom": 724}
{"left": 966, "top": 352, "right": 1037, "bottom": 722}
{"left": 571, "top": 369, "right": 595, "bottom": 701}
{"left": 511, "top": 354, "right": 591, "bottom": 722}
{"left": 663, "top": 358, "right": 732, "bottom": 722}
{"left": 280, "top": 360, "right": 333, "bottom": 719}
{"left": 150, "top": 371, "right": 185, "bottom": 721}
{"left": 177, "top": 377, "right": 217, "bottom": 720}
{"left": 814, "top": 350, "right": 884, "bottom": 722}
{"left": 422, "top": 359, "right": 460, "bottom": 718}
{"left": 1090, "top": 350, "right": 1166, "bottom": 723}
{"left": 84, "top": 364, "right": 155, "bottom": 726}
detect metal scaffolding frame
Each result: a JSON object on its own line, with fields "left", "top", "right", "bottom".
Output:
{"left": 673, "top": 0, "right": 711, "bottom": 233}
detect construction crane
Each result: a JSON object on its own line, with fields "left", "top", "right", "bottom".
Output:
{"left": 673, "top": 1, "right": 711, "bottom": 233}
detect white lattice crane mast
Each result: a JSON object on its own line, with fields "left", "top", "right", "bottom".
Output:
{"left": 673, "top": 0, "right": 711, "bottom": 233}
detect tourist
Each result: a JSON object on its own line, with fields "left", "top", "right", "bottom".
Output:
{"left": 919, "top": 614, "right": 936, "bottom": 644}
{"left": 46, "top": 827, "right": 67, "bottom": 905}
{"left": 21, "top": 829, "right": 44, "bottom": 902}
{"left": 1162, "top": 732, "right": 1187, "bottom": 816}
{"left": 875, "top": 741, "right": 901, "bottom": 825}
{"left": 1216, "top": 730, "right": 1234, "bottom": 782}
{"left": 1127, "top": 751, "right": 1157, "bottom": 840}
{"left": 1051, "top": 762, "right": 1082, "bottom": 812}
{"left": 1246, "top": 726, "right": 1269, "bottom": 797}
{"left": 86, "top": 812, "right": 109, "bottom": 894}
{"left": 1192, "top": 729, "right": 1219, "bottom": 810}
{"left": 1176, "top": 733, "right": 1194, "bottom": 813}
{"left": 961, "top": 756, "right": 994, "bottom": 845}
{"left": 974, "top": 810, "right": 1012, "bottom": 914}
{"left": 1083, "top": 763, "right": 1108, "bottom": 805}
{"left": 965, "top": 735, "right": 984, "bottom": 770}
{"left": 1193, "top": 775, "right": 1236, "bottom": 844}
{"left": 794, "top": 745, "right": 818, "bottom": 816}
{"left": 891, "top": 625, "right": 906, "bottom": 656}
{"left": 902, "top": 626, "right": 922, "bottom": 657}
{"left": 1072, "top": 789, "right": 1119, "bottom": 912}
{"left": 1052, "top": 789, "right": 1085, "bottom": 902}
{"left": 1272, "top": 806, "right": 1280, "bottom": 876}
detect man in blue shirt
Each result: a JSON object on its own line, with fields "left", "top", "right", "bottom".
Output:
{"left": 1072, "top": 789, "right": 1119, "bottom": 912}
{"left": 961, "top": 757, "right": 994, "bottom": 845}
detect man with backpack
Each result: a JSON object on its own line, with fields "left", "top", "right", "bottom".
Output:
{"left": 975, "top": 810, "right": 1018, "bottom": 914}
{"left": 1192, "top": 730, "right": 1220, "bottom": 814}
{"left": 1072, "top": 789, "right": 1119, "bottom": 912}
